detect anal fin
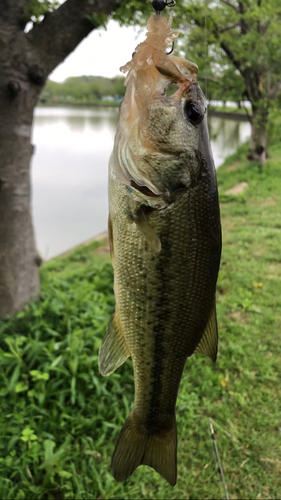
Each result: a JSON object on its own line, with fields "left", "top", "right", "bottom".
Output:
{"left": 195, "top": 299, "right": 218, "bottom": 362}
{"left": 99, "top": 310, "right": 130, "bottom": 376}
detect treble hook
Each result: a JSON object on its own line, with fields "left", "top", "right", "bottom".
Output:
{"left": 166, "top": 40, "right": 175, "bottom": 55}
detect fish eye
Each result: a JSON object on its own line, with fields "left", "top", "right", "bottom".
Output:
{"left": 184, "top": 100, "right": 205, "bottom": 125}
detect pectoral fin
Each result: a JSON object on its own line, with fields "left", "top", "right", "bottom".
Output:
{"left": 195, "top": 300, "right": 218, "bottom": 362}
{"left": 99, "top": 310, "right": 130, "bottom": 376}
{"left": 134, "top": 208, "right": 161, "bottom": 253}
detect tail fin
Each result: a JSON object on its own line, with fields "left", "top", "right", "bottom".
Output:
{"left": 111, "top": 411, "right": 177, "bottom": 486}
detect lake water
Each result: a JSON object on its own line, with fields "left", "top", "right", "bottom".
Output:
{"left": 32, "top": 106, "right": 250, "bottom": 259}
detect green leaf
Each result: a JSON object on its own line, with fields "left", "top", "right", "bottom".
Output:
{"left": 9, "top": 365, "right": 21, "bottom": 391}
{"left": 58, "top": 470, "right": 72, "bottom": 479}
{"left": 30, "top": 370, "right": 50, "bottom": 381}
{"left": 21, "top": 426, "right": 38, "bottom": 442}
{"left": 44, "top": 439, "right": 55, "bottom": 462}
{"left": 15, "top": 382, "right": 29, "bottom": 393}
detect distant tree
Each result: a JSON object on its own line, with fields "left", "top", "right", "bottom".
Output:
{"left": 111, "top": 76, "right": 126, "bottom": 98}
{"left": 172, "top": 0, "right": 281, "bottom": 163}
{"left": 116, "top": 0, "right": 281, "bottom": 162}
{"left": 41, "top": 75, "right": 126, "bottom": 103}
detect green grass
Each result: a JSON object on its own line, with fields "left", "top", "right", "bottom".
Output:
{"left": 1, "top": 145, "right": 281, "bottom": 499}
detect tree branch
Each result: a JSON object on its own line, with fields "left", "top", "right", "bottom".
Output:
{"left": 268, "top": 80, "right": 281, "bottom": 99}
{"left": 237, "top": 1, "right": 249, "bottom": 34}
{"left": 26, "top": 0, "right": 122, "bottom": 79}
{"left": 219, "top": 0, "right": 238, "bottom": 12}
{"left": 242, "top": 102, "right": 252, "bottom": 123}
{"left": 219, "top": 23, "right": 239, "bottom": 33}
{"left": 258, "top": 20, "right": 270, "bottom": 35}
{"left": 220, "top": 40, "right": 243, "bottom": 75}
{"left": 199, "top": 76, "right": 221, "bottom": 85}
{"left": 0, "top": 0, "right": 29, "bottom": 25}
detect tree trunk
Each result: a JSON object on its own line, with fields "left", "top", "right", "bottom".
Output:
{"left": 248, "top": 105, "right": 269, "bottom": 164}
{"left": 0, "top": 0, "right": 122, "bottom": 316}
{"left": 0, "top": 17, "right": 43, "bottom": 316}
{"left": 0, "top": 88, "right": 41, "bottom": 316}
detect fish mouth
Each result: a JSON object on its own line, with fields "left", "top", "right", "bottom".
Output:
{"left": 130, "top": 181, "right": 161, "bottom": 198}
{"left": 114, "top": 56, "right": 200, "bottom": 198}
{"left": 130, "top": 179, "right": 191, "bottom": 207}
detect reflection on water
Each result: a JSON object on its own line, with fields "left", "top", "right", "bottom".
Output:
{"left": 32, "top": 106, "right": 250, "bottom": 259}
{"left": 208, "top": 116, "right": 250, "bottom": 167}
{"left": 35, "top": 107, "right": 119, "bottom": 134}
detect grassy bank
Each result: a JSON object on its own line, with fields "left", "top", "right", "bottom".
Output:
{"left": 1, "top": 144, "right": 281, "bottom": 499}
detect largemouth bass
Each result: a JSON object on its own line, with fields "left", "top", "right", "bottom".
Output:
{"left": 99, "top": 12, "right": 221, "bottom": 486}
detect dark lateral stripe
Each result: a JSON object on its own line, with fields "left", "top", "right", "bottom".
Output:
{"left": 146, "top": 227, "right": 172, "bottom": 428}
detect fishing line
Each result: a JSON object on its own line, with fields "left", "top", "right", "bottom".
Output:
{"left": 152, "top": 0, "right": 176, "bottom": 54}
{"left": 210, "top": 422, "right": 230, "bottom": 500}
{"left": 204, "top": 0, "right": 208, "bottom": 99}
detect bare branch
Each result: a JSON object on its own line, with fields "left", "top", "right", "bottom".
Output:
{"left": 219, "top": 23, "right": 239, "bottom": 33}
{"left": 219, "top": 0, "right": 238, "bottom": 12}
{"left": 242, "top": 103, "right": 252, "bottom": 123}
{"left": 220, "top": 40, "right": 243, "bottom": 75}
{"left": 268, "top": 80, "right": 281, "bottom": 99}
{"left": 26, "top": 0, "right": 122, "bottom": 78}
{"left": 258, "top": 20, "right": 270, "bottom": 35}
{"left": 198, "top": 76, "right": 221, "bottom": 85}
{"left": 238, "top": 1, "right": 246, "bottom": 13}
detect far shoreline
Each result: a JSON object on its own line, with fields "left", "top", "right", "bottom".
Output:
{"left": 38, "top": 100, "right": 120, "bottom": 108}
{"left": 38, "top": 100, "right": 249, "bottom": 121}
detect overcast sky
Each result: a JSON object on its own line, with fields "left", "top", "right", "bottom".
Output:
{"left": 50, "top": 20, "right": 145, "bottom": 82}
